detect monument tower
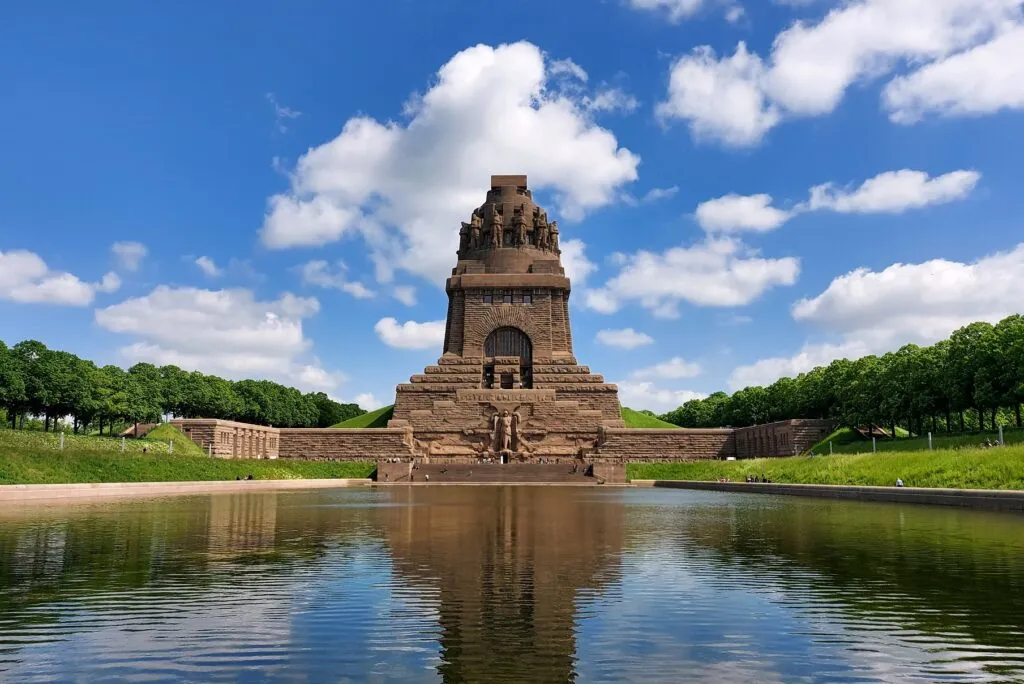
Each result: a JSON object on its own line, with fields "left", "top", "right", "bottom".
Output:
{"left": 390, "top": 175, "right": 624, "bottom": 461}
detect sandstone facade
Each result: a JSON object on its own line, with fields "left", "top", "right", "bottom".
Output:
{"left": 390, "top": 175, "right": 624, "bottom": 462}
{"left": 733, "top": 419, "right": 833, "bottom": 459}
{"left": 170, "top": 419, "right": 280, "bottom": 459}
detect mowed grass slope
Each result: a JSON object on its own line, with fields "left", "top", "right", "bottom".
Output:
{"left": 813, "top": 426, "right": 1024, "bottom": 454}
{"left": 332, "top": 405, "right": 394, "bottom": 428}
{"left": 621, "top": 407, "right": 679, "bottom": 429}
{"left": 628, "top": 444, "right": 1024, "bottom": 490}
{"left": 0, "top": 427, "right": 374, "bottom": 485}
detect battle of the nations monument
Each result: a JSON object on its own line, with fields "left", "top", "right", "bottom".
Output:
{"left": 172, "top": 175, "right": 830, "bottom": 481}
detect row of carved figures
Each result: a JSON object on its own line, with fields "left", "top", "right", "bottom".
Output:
{"left": 459, "top": 203, "right": 559, "bottom": 252}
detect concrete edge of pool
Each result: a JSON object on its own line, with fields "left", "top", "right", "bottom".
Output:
{"left": 2, "top": 478, "right": 1022, "bottom": 512}
{"left": 631, "top": 480, "right": 1024, "bottom": 512}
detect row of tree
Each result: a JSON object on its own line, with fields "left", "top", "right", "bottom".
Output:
{"left": 660, "top": 316, "right": 1024, "bottom": 435}
{"left": 0, "top": 339, "right": 366, "bottom": 433}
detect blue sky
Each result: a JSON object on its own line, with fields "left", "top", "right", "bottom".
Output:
{"left": 2, "top": 0, "right": 1023, "bottom": 411}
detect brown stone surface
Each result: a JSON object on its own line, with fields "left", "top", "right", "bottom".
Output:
{"left": 733, "top": 419, "right": 833, "bottom": 458}
{"left": 277, "top": 428, "right": 413, "bottom": 460}
{"left": 171, "top": 419, "right": 281, "bottom": 459}
{"left": 594, "top": 428, "right": 736, "bottom": 462}
{"left": 392, "top": 175, "right": 623, "bottom": 461}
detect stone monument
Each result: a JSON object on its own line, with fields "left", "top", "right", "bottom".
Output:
{"left": 390, "top": 175, "right": 624, "bottom": 462}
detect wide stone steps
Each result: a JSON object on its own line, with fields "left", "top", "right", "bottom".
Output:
{"left": 379, "top": 462, "right": 601, "bottom": 485}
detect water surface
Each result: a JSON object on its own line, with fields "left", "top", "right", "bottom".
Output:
{"left": 1, "top": 486, "right": 1022, "bottom": 682}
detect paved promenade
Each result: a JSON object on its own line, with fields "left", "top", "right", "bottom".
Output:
{"left": 0, "top": 478, "right": 373, "bottom": 502}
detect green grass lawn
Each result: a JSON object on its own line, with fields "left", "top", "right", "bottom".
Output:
{"left": 0, "top": 427, "right": 375, "bottom": 485}
{"left": 627, "top": 443, "right": 1024, "bottom": 490}
{"left": 621, "top": 407, "right": 679, "bottom": 429}
{"left": 812, "top": 426, "right": 1024, "bottom": 455}
{"left": 332, "top": 405, "right": 394, "bottom": 428}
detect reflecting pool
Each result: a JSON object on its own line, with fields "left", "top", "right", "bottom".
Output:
{"left": 1, "top": 486, "right": 1022, "bottom": 682}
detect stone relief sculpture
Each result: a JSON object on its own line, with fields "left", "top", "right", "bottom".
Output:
{"left": 491, "top": 205, "right": 503, "bottom": 247}
{"left": 514, "top": 205, "right": 528, "bottom": 247}
{"left": 470, "top": 210, "right": 482, "bottom": 248}
{"left": 459, "top": 221, "right": 470, "bottom": 253}
{"left": 549, "top": 220, "right": 559, "bottom": 252}
{"left": 536, "top": 213, "right": 549, "bottom": 250}
{"left": 491, "top": 409, "right": 518, "bottom": 453}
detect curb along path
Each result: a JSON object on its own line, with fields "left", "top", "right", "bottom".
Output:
{"left": 631, "top": 480, "right": 1024, "bottom": 512}
{"left": 0, "top": 478, "right": 374, "bottom": 502}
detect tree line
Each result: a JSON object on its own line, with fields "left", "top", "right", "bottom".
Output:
{"left": 661, "top": 316, "right": 1024, "bottom": 435}
{"left": 0, "top": 339, "right": 366, "bottom": 433}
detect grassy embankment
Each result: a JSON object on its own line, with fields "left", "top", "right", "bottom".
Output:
{"left": 620, "top": 407, "right": 679, "bottom": 429}
{"left": 332, "top": 405, "right": 394, "bottom": 428}
{"left": 813, "top": 426, "right": 1024, "bottom": 454}
{"left": 628, "top": 444, "right": 1024, "bottom": 490}
{"left": 0, "top": 426, "right": 375, "bottom": 485}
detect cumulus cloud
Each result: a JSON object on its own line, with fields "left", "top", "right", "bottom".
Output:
{"left": 657, "top": 0, "right": 1024, "bottom": 145}
{"left": 194, "top": 256, "right": 222, "bottom": 277}
{"left": 560, "top": 238, "right": 597, "bottom": 287}
{"left": 299, "top": 260, "right": 375, "bottom": 299}
{"left": 595, "top": 328, "right": 655, "bottom": 349}
{"left": 628, "top": 0, "right": 745, "bottom": 23}
{"left": 0, "top": 250, "right": 120, "bottom": 306}
{"left": 374, "top": 317, "right": 446, "bottom": 350}
{"left": 260, "top": 42, "right": 640, "bottom": 284}
{"left": 728, "top": 243, "right": 1024, "bottom": 389}
{"left": 392, "top": 285, "right": 417, "bottom": 307}
{"left": 353, "top": 392, "right": 385, "bottom": 411}
{"left": 584, "top": 237, "right": 799, "bottom": 317}
{"left": 616, "top": 380, "right": 708, "bottom": 411}
{"left": 112, "top": 241, "right": 147, "bottom": 272}
{"left": 631, "top": 356, "right": 703, "bottom": 380}
{"left": 806, "top": 169, "right": 981, "bottom": 214}
{"left": 696, "top": 193, "right": 792, "bottom": 233}
{"left": 696, "top": 169, "right": 980, "bottom": 232}
{"left": 95, "top": 286, "right": 342, "bottom": 391}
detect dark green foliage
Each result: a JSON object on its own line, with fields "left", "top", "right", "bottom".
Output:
{"left": 0, "top": 339, "right": 370, "bottom": 432}
{"left": 659, "top": 315, "right": 1024, "bottom": 435}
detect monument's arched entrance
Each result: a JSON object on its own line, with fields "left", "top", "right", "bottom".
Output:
{"left": 483, "top": 327, "right": 532, "bottom": 389}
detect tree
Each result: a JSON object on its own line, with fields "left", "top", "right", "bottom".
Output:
{"left": 0, "top": 341, "right": 27, "bottom": 428}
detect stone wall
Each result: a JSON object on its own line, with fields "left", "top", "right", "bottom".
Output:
{"left": 171, "top": 419, "right": 281, "bottom": 459}
{"left": 277, "top": 428, "right": 413, "bottom": 461}
{"left": 733, "top": 419, "right": 833, "bottom": 458}
{"left": 595, "top": 428, "right": 736, "bottom": 462}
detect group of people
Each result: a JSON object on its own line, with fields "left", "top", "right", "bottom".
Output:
{"left": 744, "top": 474, "right": 771, "bottom": 483}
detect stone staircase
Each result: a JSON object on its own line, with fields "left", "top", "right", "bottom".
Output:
{"left": 377, "top": 461, "right": 604, "bottom": 485}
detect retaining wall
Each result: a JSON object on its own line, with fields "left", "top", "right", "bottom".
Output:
{"left": 277, "top": 428, "right": 413, "bottom": 460}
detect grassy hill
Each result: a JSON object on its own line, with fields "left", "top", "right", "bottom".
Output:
{"left": 812, "top": 426, "right": 1024, "bottom": 455}
{"left": 0, "top": 427, "right": 374, "bottom": 484}
{"left": 621, "top": 407, "right": 679, "bottom": 429}
{"left": 628, "top": 443, "right": 1024, "bottom": 490}
{"left": 332, "top": 405, "right": 394, "bottom": 428}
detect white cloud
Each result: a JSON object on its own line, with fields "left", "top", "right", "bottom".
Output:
{"left": 0, "top": 250, "right": 120, "bottom": 306}
{"left": 595, "top": 328, "right": 655, "bottom": 349}
{"left": 696, "top": 193, "right": 792, "bottom": 233}
{"left": 631, "top": 356, "right": 703, "bottom": 380}
{"left": 194, "top": 256, "right": 222, "bottom": 277}
{"left": 583, "top": 88, "right": 640, "bottom": 114}
{"left": 807, "top": 169, "right": 981, "bottom": 214}
{"left": 629, "top": 0, "right": 706, "bottom": 21}
{"left": 883, "top": 25, "right": 1024, "bottom": 122}
{"left": 728, "top": 242, "right": 1024, "bottom": 389}
{"left": 112, "top": 241, "right": 147, "bottom": 272}
{"left": 560, "top": 238, "right": 597, "bottom": 286}
{"left": 260, "top": 42, "right": 640, "bottom": 284}
{"left": 392, "top": 285, "right": 417, "bottom": 306}
{"left": 374, "top": 317, "right": 446, "bottom": 350}
{"left": 299, "top": 260, "right": 375, "bottom": 299}
{"left": 584, "top": 237, "right": 799, "bottom": 316}
{"left": 725, "top": 5, "right": 746, "bottom": 23}
{"left": 643, "top": 186, "right": 679, "bottom": 202}
{"left": 697, "top": 169, "right": 980, "bottom": 233}
{"left": 616, "top": 380, "right": 708, "bottom": 411}
{"left": 266, "top": 92, "right": 301, "bottom": 133}
{"left": 657, "top": 0, "right": 1024, "bottom": 145}
{"left": 657, "top": 43, "right": 779, "bottom": 147}
{"left": 354, "top": 392, "right": 385, "bottom": 411}
{"left": 95, "top": 286, "right": 342, "bottom": 391}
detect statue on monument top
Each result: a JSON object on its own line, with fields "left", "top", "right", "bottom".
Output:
{"left": 490, "top": 204, "right": 503, "bottom": 248}
{"left": 513, "top": 205, "right": 529, "bottom": 247}
{"left": 550, "top": 220, "right": 559, "bottom": 252}
{"left": 536, "top": 212, "right": 549, "bottom": 251}
{"left": 469, "top": 210, "right": 482, "bottom": 248}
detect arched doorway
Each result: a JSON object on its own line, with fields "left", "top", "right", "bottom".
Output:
{"left": 483, "top": 327, "right": 532, "bottom": 389}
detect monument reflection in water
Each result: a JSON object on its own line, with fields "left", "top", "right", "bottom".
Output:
{"left": 1, "top": 487, "right": 1023, "bottom": 682}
